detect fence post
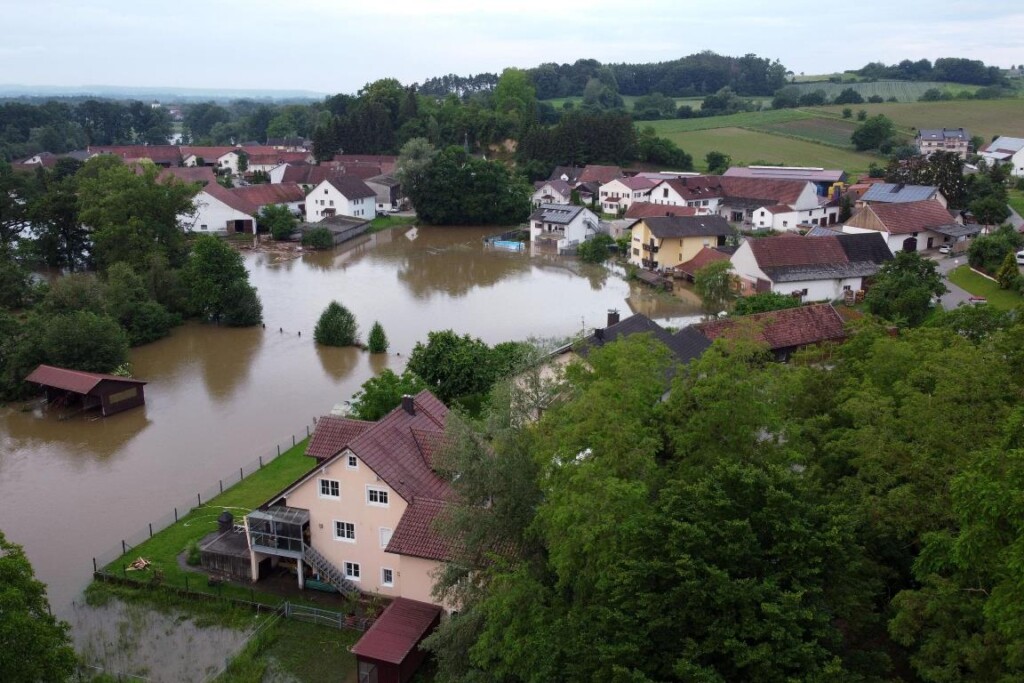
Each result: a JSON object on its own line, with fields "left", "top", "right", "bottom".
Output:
{"left": 93, "top": 557, "right": 97, "bottom": 573}
{"left": 259, "top": 455, "right": 263, "bottom": 468}
{"left": 122, "top": 539, "right": 126, "bottom": 554}
{"left": 174, "top": 507, "right": 178, "bottom": 523}
{"left": 219, "top": 480, "right": 223, "bottom": 494}
{"left": 292, "top": 434, "right": 296, "bottom": 446}
{"left": 198, "top": 492, "right": 202, "bottom": 506}
{"left": 277, "top": 445, "right": 281, "bottom": 456}
{"left": 240, "top": 467, "right": 243, "bottom": 482}
{"left": 149, "top": 523, "right": 153, "bottom": 538}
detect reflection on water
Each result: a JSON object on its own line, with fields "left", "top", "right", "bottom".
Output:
{"left": 0, "top": 224, "right": 702, "bottom": 617}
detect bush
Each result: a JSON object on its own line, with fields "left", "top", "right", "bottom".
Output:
{"left": 121, "top": 300, "right": 180, "bottom": 345}
{"left": 314, "top": 301, "right": 358, "bottom": 346}
{"left": 577, "top": 234, "right": 615, "bottom": 263}
{"left": 185, "top": 540, "right": 201, "bottom": 566}
{"left": 301, "top": 228, "right": 334, "bottom": 250}
{"left": 368, "top": 321, "right": 388, "bottom": 353}
{"left": 867, "top": 95, "right": 884, "bottom": 103}
{"left": 856, "top": 109, "right": 868, "bottom": 121}
{"left": 350, "top": 369, "right": 427, "bottom": 420}
{"left": 733, "top": 292, "right": 803, "bottom": 316}
{"left": 842, "top": 108, "right": 852, "bottom": 119}
{"left": 996, "top": 251, "right": 1021, "bottom": 290}
{"left": 41, "top": 311, "right": 129, "bottom": 373}
{"left": 834, "top": 87, "right": 865, "bottom": 104}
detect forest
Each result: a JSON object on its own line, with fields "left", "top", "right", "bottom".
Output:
{"left": 419, "top": 307, "right": 1024, "bottom": 682}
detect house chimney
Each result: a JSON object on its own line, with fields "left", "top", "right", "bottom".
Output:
{"left": 401, "top": 394, "right": 415, "bottom": 415}
{"left": 607, "top": 309, "right": 620, "bottom": 327}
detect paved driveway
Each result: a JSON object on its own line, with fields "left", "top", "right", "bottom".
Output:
{"left": 929, "top": 253, "right": 975, "bottom": 309}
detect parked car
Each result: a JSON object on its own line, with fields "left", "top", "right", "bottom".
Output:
{"left": 938, "top": 244, "right": 951, "bottom": 255}
{"left": 1017, "top": 250, "right": 1024, "bottom": 265}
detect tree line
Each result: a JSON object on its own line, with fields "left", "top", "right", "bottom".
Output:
{"left": 415, "top": 302, "right": 1024, "bottom": 682}
{"left": 853, "top": 57, "right": 1007, "bottom": 86}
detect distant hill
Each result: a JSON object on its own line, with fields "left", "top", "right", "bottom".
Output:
{"left": 0, "top": 84, "right": 325, "bottom": 103}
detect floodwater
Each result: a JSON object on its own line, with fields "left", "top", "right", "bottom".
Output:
{"left": 0, "top": 226, "right": 701, "bottom": 616}
{"left": 71, "top": 597, "right": 256, "bottom": 682}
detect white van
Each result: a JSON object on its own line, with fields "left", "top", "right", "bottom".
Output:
{"left": 1017, "top": 250, "right": 1024, "bottom": 265}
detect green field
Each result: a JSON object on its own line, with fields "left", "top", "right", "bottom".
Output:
{"left": 948, "top": 265, "right": 1024, "bottom": 310}
{"left": 811, "top": 99, "right": 1024, "bottom": 140}
{"left": 790, "top": 80, "right": 979, "bottom": 102}
{"left": 652, "top": 126, "right": 882, "bottom": 174}
{"left": 542, "top": 95, "right": 772, "bottom": 111}
{"left": 750, "top": 117, "right": 861, "bottom": 148}
{"left": 644, "top": 108, "right": 814, "bottom": 133}
{"left": 1010, "top": 189, "right": 1024, "bottom": 218}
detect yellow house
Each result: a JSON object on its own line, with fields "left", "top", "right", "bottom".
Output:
{"left": 629, "top": 215, "right": 734, "bottom": 270}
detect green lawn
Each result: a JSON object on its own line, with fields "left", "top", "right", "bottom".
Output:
{"left": 750, "top": 117, "right": 860, "bottom": 148}
{"left": 948, "top": 265, "right": 1024, "bottom": 310}
{"left": 368, "top": 214, "right": 417, "bottom": 233}
{"left": 1009, "top": 189, "right": 1024, "bottom": 218}
{"left": 101, "top": 438, "right": 318, "bottom": 605}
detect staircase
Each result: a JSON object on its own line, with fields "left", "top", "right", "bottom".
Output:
{"left": 303, "top": 545, "right": 360, "bottom": 597}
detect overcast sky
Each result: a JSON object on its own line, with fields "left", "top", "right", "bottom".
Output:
{"left": 1, "top": 0, "right": 1022, "bottom": 94}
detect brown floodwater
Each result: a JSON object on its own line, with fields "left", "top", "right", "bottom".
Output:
{"left": 0, "top": 226, "right": 701, "bottom": 616}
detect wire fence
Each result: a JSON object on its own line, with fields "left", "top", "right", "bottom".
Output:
{"left": 92, "top": 421, "right": 317, "bottom": 574}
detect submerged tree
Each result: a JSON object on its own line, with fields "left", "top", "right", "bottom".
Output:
{"left": 314, "top": 301, "right": 359, "bottom": 347}
{"left": 367, "top": 321, "right": 389, "bottom": 353}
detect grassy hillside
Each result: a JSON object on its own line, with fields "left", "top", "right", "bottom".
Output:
{"left": 790, "top": 80, "right": 979, "bottom": 102}
{"left": 810, "top": 100, "right": 1024, "bottom": 140}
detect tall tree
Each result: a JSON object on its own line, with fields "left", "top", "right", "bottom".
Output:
{"left": 0, "top": 529, "right": 77, "bottom": 682}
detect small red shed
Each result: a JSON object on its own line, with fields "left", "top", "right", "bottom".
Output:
{"left": 25, "top": 364, "right": 147, "bottom": 417}
{"left": 351, "top": 598, "right": 442, "bottom": 683}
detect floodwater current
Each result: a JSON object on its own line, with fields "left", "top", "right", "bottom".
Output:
{"left": 0, "top": 225, "right": 702, "bottom": 616}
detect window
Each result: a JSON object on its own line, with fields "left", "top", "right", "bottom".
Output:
{"left": 381, "top": 568, "right": 394, "bottom": 587}
{"left": 380, "top": 527, "right": 393, "bottom": 548}
{"left": 319, "top": 479, "right": 340, "bottom": 499}
{"left": 200, "top": 224, "right": 208, "bottom": 230}
{"left": 347, "top": 454, "right": 358, "bottom": 469}
{"left": 367, "top": 487, "right": 389, "bottom": 506}
{"left": 344, "top": 562, "right": 360, "bottom": 581}
{"left": 632, "top": 248, "right": 640, "bottom": 256}
{"left": 334, "top": 521, "right": 355, "bottom": 542}
{"left": 662, "top": 188, "right": 668, "bottom": 198}
{"left": 324, "top": 189, "right": 328, "bottom": 194}
{"left": 329, "top": 200, "right": 334, "bottom": 206}
{"left": 783, "top": 221, "right": 788, "bottom": 228}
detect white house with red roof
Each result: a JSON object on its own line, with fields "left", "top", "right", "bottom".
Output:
{"left": 599, "top": 176, "right": 656, "bottom": 214}
{"left": 843, "top": 199, "right": 967, "bottom": 254}
{"left": 305, "top": 176, "right": 377, "bottom": 222}
{"left": 244, "top": 392, "right": 453, "bottom": 609}
{"left": 531, "top": 179, "right": 573, "bottom": 207}
{"left": 185, "top": 182, "right": 256, "bottom": 235}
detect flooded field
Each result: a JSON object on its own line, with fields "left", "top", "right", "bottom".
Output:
{"left": 0, "top": 226, "right": 702, "bottom": 615}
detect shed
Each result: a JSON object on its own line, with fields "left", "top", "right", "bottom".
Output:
{"left": 351, "top": 598, "right": 442, "bottom": 683}
{"left": 25, "top": 364, "right": 147, "bottom": 416}
{"left": 300, "top": 215, "right": 371, "bottom": 246}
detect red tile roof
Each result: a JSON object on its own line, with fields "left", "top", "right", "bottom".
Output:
{"left": 230, "top": 183, "right": 306, "bottom": 208}
{"left": 674, "top": 246, "right": 730, "bottom": 277}
{"left": 89, "top": 145, "right": 181, "bottom": 164}
{"left": 697, "top": 303, "right": 847, "bottom": 351}
{"left": 25, "top": 364, "right": 146, "bottom": 394}
{"left": 306, "top": 416, "right": 374, "bottom": 460}
{"left": 351, "top": 598, "right": 442, "bottom": 665}
{"left": 606, "top": 176, "right": 656, "bottom": 191}
{"left": 748, "top": 233, "right": 849, "bottom": 268}
{"left": 579, "top": 164, "right": 623, "bottom": 185}
{"left": 324, "top": 176, "right": 377, "bottom": 200}
{"left": 156, "top": 166, "right": 217, "bottom": 185}
{"left": 719, "top": 177, "right": 810, "bottom": 205}
{"left": 180, "top": 146, "right": 239, "bottom": 160}
{"left": 855, "top": 199, "right": 959, "bottom": 235}
{"left": 246, "top": 151, "right": 311, "bottom": 166}
{"left": 656, "top": 175, "right": 724, "bottom": 201}
{"left": 201, "top": 182, "right": 257, "bottom": 215}
{"left": 624, "top": 202, "right": 697, "bottom": 219}
{"left": 385, "top": 498, "right": 451, "bottom": 561}
{"left": 332, "top": 154, "right": 397, "bottom": 175}
{"left": 345, "top": 391, "right": 451, "bottom": 503}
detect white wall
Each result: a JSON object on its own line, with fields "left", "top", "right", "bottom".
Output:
{"left": 774, "top": 276, "right": 863, "bottom": 301}
{"left": 187, "top": 191, "right": 253, "bottom": 235}
{"left": 305, "top": 181, "right": 373, "bottom": 222}
{"left": 729, "top": 241, "right": 768, "bottom": 284}
{"left": 531, "top": 183, "right": 570, "bottom": 207}
{"left": 843, "top": 225, "right": 943, "bottom": 254}
{"left": 268, "top": 164, "right": 290, "bottom": 184}
{"left": 529, "top": 208, "right": 599, "bottom": 251}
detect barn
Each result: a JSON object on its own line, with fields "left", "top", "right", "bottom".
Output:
{"left": 351, "top": 598, "right": 442, "bottom": 683}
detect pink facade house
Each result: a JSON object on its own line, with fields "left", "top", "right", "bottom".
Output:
{"left": 244, "top": 391, "right": 453, "bottom": 608}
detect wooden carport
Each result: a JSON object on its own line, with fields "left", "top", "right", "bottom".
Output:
{"left": 25, "top": 364, "right": 147, "bottom": 417}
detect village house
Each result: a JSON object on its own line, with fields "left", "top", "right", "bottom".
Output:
{"left": 624, "top": 202, "right": 698, "bottom": 220}
{"left": 332, "top": 154, "right": 398, "bottom": 175}
{"left": 529, "top": 203, "right": 602, "bottom": 253}
{"left": 181, "top": 146, "right": 242, "bottom": 173}
{"left": 718, "top": 177, "right": 836, "bottom": 228}
{"left": 843, "top": 199, "right": 969, "bottom": 253}
{"left": 673, "top": 246, "right": 733, "bottom": 281}
{"left": 245, "top": 151, "right": 314, "bottom": 175}
{"left": 915, "top": 128, "right": 971, "bottom": 159}
{"left": 599, "top": 176, "right": 656, "bottom": 214}
{"left": 244, "top": 391, "right": 453, "bottom": 609}
{"left": 265, "top": 136, "right": 309, "bottom": 152}
{"left": 231, "top": 183, "right": 306, "bottom": 217}
{"left": 628, "top": 215, "right": 733, "bottom": 270}
{"left": 690, "top": 303, "right": 848, "bottom": 362}
{"left": 548, "top": 165, "right": 583, "bottom": 184}
{"left": 857, "top": 183, "right": 947, "bottom": 208}
{"left": 648, "top": 176, "right": 723, "bottom": 214}
{"left": 979, "top": 136, "right": 1024, "bottom": 177}
{"left": 531, "top": 179, "right": 573, "bottom": 207}
{"left": 729, "top": 232, "right": 892, "bottom": 301}
{"left": 186, "top": 182, "right": 256, "bottom": 235}
{"left": 305, "top": 177, "right": 377, "bottom": 222}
